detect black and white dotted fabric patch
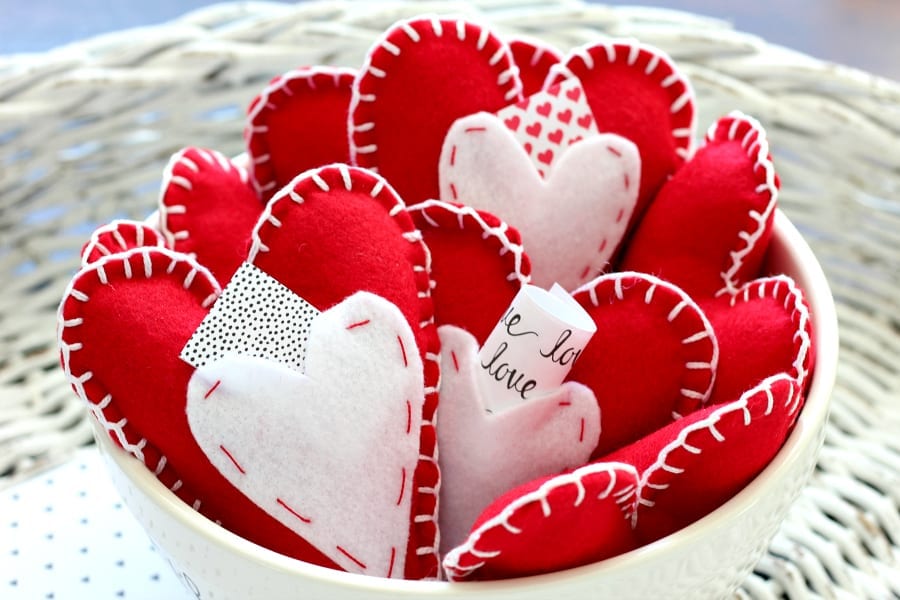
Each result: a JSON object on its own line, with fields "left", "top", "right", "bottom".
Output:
{"left": 181, "top": 262, "right": 321, "bottom": 371}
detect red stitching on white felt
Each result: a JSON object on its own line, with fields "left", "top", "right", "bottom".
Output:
{"left": 81, "top": 220, "right": 167, "bottom": 268}
{"left": 350, "top": 15, "right": 523, "bottom": 169}
{"left": 442, "top": 462, "right": 638, "bottom": 579}
{"left": 58, "top": 247, "right": 220, "bottom": 508}
{"left": 573, "top": 271, "right": 720, "bottom": 407}
{"left": 708, "top": 112, "right": 779, "bottom": 297}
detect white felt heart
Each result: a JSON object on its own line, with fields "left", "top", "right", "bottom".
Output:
{"left": 185, "top": 292, "right": 424, "bottom": 578}
{"left": 440, "top": 112, "right": 640, "bottom": 290}
{"left": 437, "top": 325, "right": 600, "bottom": 552}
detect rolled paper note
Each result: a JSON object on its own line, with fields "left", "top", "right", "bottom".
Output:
{"left": 477, "top": 283, "right": 597, "bottom": 413}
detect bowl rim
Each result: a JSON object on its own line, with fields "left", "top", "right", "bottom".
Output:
{"left": 98, "top": 208, "right": 838, "bottom": 593}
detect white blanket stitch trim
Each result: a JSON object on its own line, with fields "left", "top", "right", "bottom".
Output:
{"left": 80, "top": 220, "right": 166, "bottom": 267}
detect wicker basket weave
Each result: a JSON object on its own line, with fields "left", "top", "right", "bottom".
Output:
{"left": 1, "top": 1, "right": 898, "bottom": 597}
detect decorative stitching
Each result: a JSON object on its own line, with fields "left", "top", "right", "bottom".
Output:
{"left": 81, "top": 220, "right": 166, "bottom": 267}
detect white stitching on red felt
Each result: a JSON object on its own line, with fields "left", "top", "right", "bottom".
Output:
{"left": 81, "top": 220, "right": 167, "bottom": 267}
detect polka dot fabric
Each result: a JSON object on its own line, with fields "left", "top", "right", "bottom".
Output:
{"left": 180, "top": 262, "right": 320, "bottom": 371}
{"left": 1, "top": 449, "right": 190, "bottom": 599}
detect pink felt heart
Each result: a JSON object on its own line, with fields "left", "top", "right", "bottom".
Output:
{"left": 408, "top": 200, "right": 530, "bottom": 344}
{"left": 548, "top": 40, "right": 696, "bottom": 218}
{"left": 186, "top": 292, "right": 424, "bottom": 578}
{"left": 619, "top": 112, "right": 779, "bottom": 299}
{"left": 605, "top": 373, "right": 803, "bottom": 544}
{"left": 703, "top": 275, "right": 813, "bottom": 405}
{"left": 350, "top": 16, "right": 523, "bottom": 204}
{"left": 443, "top": 462, "right": 640, "bottom": 580}
{"left": 509, "top": 37, "right": 562, "bottom": 97}
{"left": 159, "top": 147, "right": 263, "bottom": 286}
{"left": 440, "top": 111, "right": 640, "bottom": 290}
{"left": 80, "top": 220, "right": 166, "bottom": 266}
{"left": 245, "top": 67, "right": 357, "bottom": 198}
{"left": 435, "top": 325, "right": 600, "bottom": 552}
{"left": 569, "top": 272, "right": 718, "bottom": 456}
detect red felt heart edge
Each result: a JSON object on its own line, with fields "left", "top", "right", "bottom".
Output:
{"left": 508, "top": 36, "right": 563, "bottom": 97}
{"left": 247, "top": 164, "right": 443, "bottom": 578}
{"left": 81, "top": 220, "right": 167, "bottom": 267}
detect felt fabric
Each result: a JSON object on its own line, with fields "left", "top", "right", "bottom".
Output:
{"left": 440, "top": 111, "right": 640, "bottom": 290}
{"left": 436, "top": 325, "right": 600, "bottom": 553}
{"left": 508, "top": 37, "right": 563, "bottom": 97}
{"left": 245, "top": 164, "right": 442, "bottom": 579}
{"left": 186, "top": 292, "right": 424, "bottom": 578}
{"left": 350, "top": 16, "right": 523, "bottom": 205}
{"left": 495, "top": 78, "right": 599, "bottom": 177}
{"left": 619, "top": 112, "right": 779, "bottom": 299}
{"left": 408, "top": 200, "right": 530, "bottom": 345}
{"left": 443, "top": 462, "right": 640, "bottom": 580}
{"left": 57, "top": 248, "right": 340, "bottom": 570}
{"left": 245, "top": 67, "right": 357, "bottom": 198}
{"left": 602, "top": 373, "right": 803, "bottom": 544}
{"left": 180, "top": 262, "right": 320, "bottom": 372}
{"left": 80, "top": 220, "right": 166, "bottom": 266}
{"left": 568, "top": 272, "right": 719, "bottom": 456}
{"left": 159, "top": 147, "right": 263, "bottom": 286}
{"left": 702, "top": 275, "right": 813, "bottom": 405}
{"left": 549, "top": 40, "right": 696, "bottom": 220}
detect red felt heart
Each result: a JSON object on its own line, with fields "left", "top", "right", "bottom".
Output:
{"left": 509, "top": 37, "right": 562, "bottom": 97}
{"left": 569, "top": 272, "right": 718, "bottom": 456}
{"left": 245, "top": 67, "right": 357, "bottom": 198}
{"left": 80, "top": 220, "right": 166, "bottom": 266}
{"left": 59, "top": 248, "right": 340, "bottom": 569}
{"left": 350, "top": 16, "right": 523, "bottom": 204}
{"left": 703, "top": 275, "right": 813, "bottom": 405}
{"left": 159, "top": 147, "right": 263, "bottom": 286}
{"left": 443, "top": 462, "right": 640, "bottom": 580}
{"left": 549, "top": 40, "right": 696, "bottom": 218}
{"left": 604, "top": 373, "right": 802, "bottom": 544}
{"left": 408, "top": 200, "right": 531, "bottom": 345}
{"left": 619, "top": 112, "right": 779, "bottom": 299}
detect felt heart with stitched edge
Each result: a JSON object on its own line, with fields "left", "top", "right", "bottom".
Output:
{"left": 435, "top": 325, "right": 600, "bottom": 552}
{"left": 59, "top": 164, "right": 441, "bottom": 579}
{"left": 509, "top": 37, "right": 563, "bottom": 97}
{"left": 408, "top": 200, "right": 530, "bottom": 344}
{"left": 80, "top": 220, "right": 166, "bottom": 267}
{"left": 351, "top": 16, "right": 523, "bottom": 205}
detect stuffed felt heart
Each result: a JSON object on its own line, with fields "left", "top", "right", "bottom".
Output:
{"left": 159, "top": 147, "right": 263, "bottom": 286}
{"left": 245, "top": 67, "right": 357, "bottom": 198}
{"left": 603, "top": 373, "right": 803, "bottom": 544}
{"left": 547, "top": 40, "right": 695, "bottom": 218}
{"left": 436, "top": 325, "right": 600, "bottom": 552}
{"left": 508, "top": 36, "right": 562, "bottom": 97}
{"left": 443, "top": 462, "right": 640, "bottom": 580}
{"left": 440, "top": 110, "right": 640, "bottom": 290}
{"left": 351, "top": 16, "right": 523, "bottom": 205}
{"left": 186, "top": 292, "right": 424, "bottom": 578}
{"left": 568, "top": 272, "right": 719, "bottom": 456}
{"left": 80, "top": 219, "right": 166, "bottom": 267}
{"left": 619, "top": 112, "right": 779, "bottom": 299}
{"left": 408, "top": 200, "right": 530, "bottom": 344}
{"left": 703, "top": 275, "right": 813, "bottom": 405}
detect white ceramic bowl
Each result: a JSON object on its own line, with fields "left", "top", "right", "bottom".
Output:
{"left": 94, "top": 209, "right": 837, "bottom": 600}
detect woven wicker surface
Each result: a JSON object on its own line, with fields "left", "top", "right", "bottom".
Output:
{"left": 1, "top": 1, "right": 898, "bottom": 597}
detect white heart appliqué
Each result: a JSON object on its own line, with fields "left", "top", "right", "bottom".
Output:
{"left": 436, "top": 325, "right": 600, "bottom": 552}
{"left": 185, "top": 292, "right": 424, "bottom": 578}
{"left": 440, "top": 112, "right": 641, "bottom": 290}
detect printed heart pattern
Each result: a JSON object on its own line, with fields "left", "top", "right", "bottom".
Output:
{"left": 703, "top": 275, "right": 813, "bottom": 405}
{"left": 569, "top": 272, "right": 718, "bottom": 456}
{"left": 80, "top": 220, "right": 166, "bottom": 267}
{"left": 548, "top": 40, "right": 696, "bottom": 218}
{"left": 443, "top": 462, "right": 640, "bottom": 580}
{"left": 435, "top": 325, "right": 600, "bottom": 552}
{"left": 440, "top": 111, "right": 640, "bottom": 290}
{"left": 620, "top": 112, "right": 778, "bottom": 299}
{"left": 508, "top": 37, "right": 562, "bottom": 97}
{"left": 245, "top": 67, "right": 357, "bottom": 198}
{"left": 187, "top": 292, "right": 424, "bottom": 577}
{"left": 408, "top": 200, "right": 530, "bottom": 344}
{"left": 496, "top": 77, "right": 598, "bottom": 177}
{"left": 159, "top": 147, "right": 263, "bottom": 286}
{"left": 351, "top": 16, "right": 523, "bottom": 205}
